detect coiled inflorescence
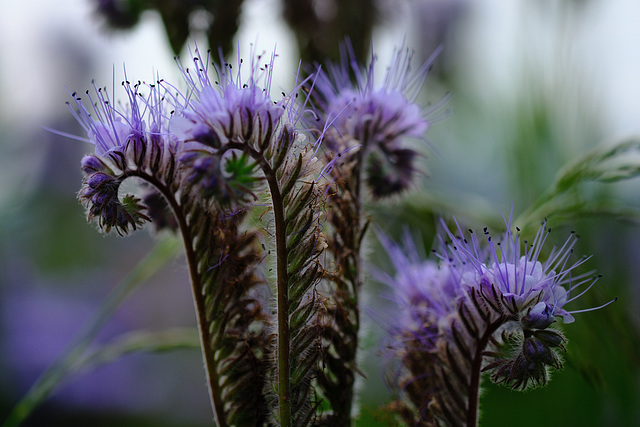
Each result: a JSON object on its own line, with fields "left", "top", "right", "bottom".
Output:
{"left": 306, "top": 42, "right": 448, "bottom": 198}
{"left": 379, "top": 216, "right": 614, "bottom": 425}
{"left": 69, "top": 80, "right": 174, "bottom": 236}
{"left": 166, "top": 47, "right": 294, "bottom": 208}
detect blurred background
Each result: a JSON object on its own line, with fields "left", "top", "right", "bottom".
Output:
{"left": 1, "top": 0, "right": 640, "bottom": 425}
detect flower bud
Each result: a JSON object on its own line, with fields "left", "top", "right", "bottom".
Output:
{"left": 87, "top": 172, "right": 114, "bottom": 189}
{"left": 532, "top": 329, "right": 565, "bottom": 348}
{"left": 521, "top": 302, "right": 555, "bottom": 330}
{"left": 192, "top": 124, "right": 222, "bottom": 149}
{"left": 81, "top": 155, "right": 108, "bottom": 174}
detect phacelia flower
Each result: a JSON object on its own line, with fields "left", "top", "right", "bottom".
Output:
{"left": 307, "top": 43, "right": 449, "bottom": 198}
{"left": 378, "top": 216, "right": 615, "bottom": 424}
{"left": 168, "top": 47, "right": 290, "bottom": 148}
{"left": 68, "top": 79, "right": 148, "bottom": 156}
{"left": 439, "top": 215, "right": 612, "bottom": 326}
{"left": 166, "top": 47, "right": 304, "bottom": 203}
{"left": 376, "top": 231, "right": 467, "bottom": 352}
{"left": 376, "top": 229, "right": 471, "bottom": 424}
{"left": 68, "top": 76, "right": 173, "bottom": 234}
{"left": 79, "top": 174, "right": 150, "bottom": 235}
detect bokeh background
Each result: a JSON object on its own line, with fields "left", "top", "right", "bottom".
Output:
{"left": 1, "top": 0, "right": 640, "bottom": 425}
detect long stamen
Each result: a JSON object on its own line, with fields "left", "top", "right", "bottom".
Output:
{"left": 568, "top": 297, "right": 618, "bottom": 314}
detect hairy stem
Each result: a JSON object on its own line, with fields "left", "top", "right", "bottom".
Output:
{"left": 466, "top": 319, "right": 504, "bottom": 427}
{"left": 262, "top": 166, "right": 291, "bottom": 426}
{"left": 319, "top": 147, "right": 366, "bottom": 422}
{"left": 225, "top": 141, "right": 292, "bottom": 426}
{"left": 129, "top": 171, "right": 227, "bottom": 427}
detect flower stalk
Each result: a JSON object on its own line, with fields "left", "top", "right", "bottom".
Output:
{"left": 260, "top": 156, "right": 293, "bottom": 426}
{"left": 305, "top": 42, "right": 445, "bottom": 422}
{"left": 126, "top": 170, "right": 228, "bottom": 426}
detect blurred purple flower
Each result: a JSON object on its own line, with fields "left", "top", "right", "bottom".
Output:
{"left": 308, "top": 42, "right": 449, "bottom": 197}
{"left": 376, "top": 231, "right": 467, "bottom": 352}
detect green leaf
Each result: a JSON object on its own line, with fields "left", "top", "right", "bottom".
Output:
{"left": 517, "top": 137, "right": 640, "bottom": 232}
{"left": 224, "top": 152, "right": 261, "bottom": 198}
{"left": 72, "top": 328, "right": 200, "bottom": 376}
{"left": 555, "top": 138, "right": 640, "bottom": 189}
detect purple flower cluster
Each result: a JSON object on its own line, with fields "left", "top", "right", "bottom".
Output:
{"left": 439, "top": 217, "right": 600, "bottom": 326}
{"left": 377, "top": 232, "right": 463, "bottom": 352}
{"left": 162, "top": 47, "right": 311, "bottom": 205}
{"left": 67, "top": 78, "right": 174, "bottom": 234}
{"left": 66, "top": 46, "right": 303, "bottom": 228}
{"left": 168, "top": 49, "right": 287, "bottom": 150}
{"left": 67, "top": 42, "right": 445, "bottom": 228}
{"left": 379, "top": 215, "right": 615, "bottom": 398}
{"left": 382, "top": 217, "right": 608, "bottom": 342}
{"left": 58, "top": 41, "right": 618, "bottom": 425}
{"left": 68, "top": 79, "right": 167, "bottom": 157}
{"left": 308, "top": 44, "right": 448, "bottom": 197}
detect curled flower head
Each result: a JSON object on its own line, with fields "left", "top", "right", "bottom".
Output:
{"left": 379, "top": 216, "right": 615, "bottom": 423}
{"left": 308, "top": 42, "right": 449, "bottom": 197}
{"left": 68, "top": 79, "right": 153, "bottom": 156}
{"left": 168, "top": 47, "right": 287, "bottom": 149}
{"left": 165, "top": 47, "right": 310, "bottom": 204}
{"left": 440, "top": 215, "right": 612, "bottom": 326}
{"left": 68, "top": 75, "right": 173, "bottom": 234}
{"left": 77, "top": 160, "right": 151, "bottom": 235}
{"left": 438, "top": 216, "right": 615, "bottom": 392}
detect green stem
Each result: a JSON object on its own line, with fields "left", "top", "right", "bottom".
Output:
{"left": 129, "top": 172, "right": 228, "bottom": 427}
{"left": 466, "top": 319, "right": 504, "bottom": 427}
{"left": 178, "top": 212, "right": 228, "bottom": 427}
{"left": 272, "top": 181, "right": 291, "bottom": 426}
{"left": 226, "top": 142, "right": 291, "bottom": 425}
{"left": 263, "top": 165, "right": 291, "bottom": 426}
